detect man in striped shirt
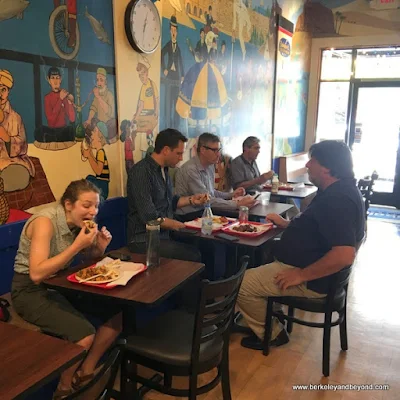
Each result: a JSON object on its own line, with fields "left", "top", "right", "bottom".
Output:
{"left": 127, "top": 128, "right": 208, "bottom": 261}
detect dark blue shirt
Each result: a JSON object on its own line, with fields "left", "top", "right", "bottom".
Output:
{"left": 274, "top": 178, "right": 365, "bottom": 294}
{"left": 127, "top": 155, "right": 179, "bottom": 244}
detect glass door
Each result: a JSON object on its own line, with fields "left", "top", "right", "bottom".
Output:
{"left": 349, "top": 84, "right": 400, "bottom": 206}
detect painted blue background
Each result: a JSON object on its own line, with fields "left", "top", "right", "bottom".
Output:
{"left": 0, "top": 0, "right": 116, "bottom": 143}
{"left": 0, "top": 0, "right": 115, "bottom": 67}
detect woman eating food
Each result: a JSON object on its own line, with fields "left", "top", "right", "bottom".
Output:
{"left": 11, "top": 179, "right": 122, "bottom": 399}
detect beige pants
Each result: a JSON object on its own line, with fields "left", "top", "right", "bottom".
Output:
{"left": 237, "top": 261, "right": 326, "bottom": 340}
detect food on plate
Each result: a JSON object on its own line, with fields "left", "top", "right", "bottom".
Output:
{"left": 75, "top": 262, "right": 120, "bottom": 282}
{"left": 83, "top": 219, "right": 96, "bottom": 233}
{"left": 232, "top": 224, "right": 258, "bottom": 233}
{"left": 212, "top": 216, "right": 229, "bottom": 224}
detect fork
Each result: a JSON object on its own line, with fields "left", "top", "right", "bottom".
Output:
{"left": 77, "top": 273, "right": 112, "bottom": 283}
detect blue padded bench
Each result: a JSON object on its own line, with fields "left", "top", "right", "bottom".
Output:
{"left": 0, "top": 197, "right": 129, "bottom": 296}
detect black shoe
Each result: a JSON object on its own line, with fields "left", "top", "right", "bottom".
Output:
{"left": 231, "top": 311, "right": 252, "bottom": 335}
{"left": 240, "top": 329, "right": 290, "bottom": 351}
{"left": 231, "top": 321, "right": 253, "bottom": 335}
{"left": 240, "top": 333, "right": 263, "bottom": 350}
{"left": 270, "top": 328, "right": 290, "bottom": 347}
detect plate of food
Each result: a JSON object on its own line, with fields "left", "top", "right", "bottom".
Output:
{"left": 221, "top": 221, "right": 273, "bottom": 237}
{"left": 263, "top": 183, "right": 294, "bottom": 191}
{"left": 75, "top": 264, "right": 120, "bottom": 284}
{"left": 184, "top": 216, "right": 236, "bottom": 232}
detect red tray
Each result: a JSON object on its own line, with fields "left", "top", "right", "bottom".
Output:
{"left": 221, "top": 221, "right": 274, "bottom": 238}
{"left": 184, "top": 217, "right": 236, "bottom": 232}
{"left": 67, "top": 264, "right": 147, "bottom": 290}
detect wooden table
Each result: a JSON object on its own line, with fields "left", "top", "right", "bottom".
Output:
{"left": 175, "top": 226, "right": 284, "bottom": 276}
{"left": 0, "top": 322, "right": 85, "bottom": 400}
{"left": 248, "top": 202, "right": 293, "bottom": 219}
{"left": 44, "top": 252, "right": 204, "bottom": 308}
{"left": 44, "top": 252, "right": 205, "bottom": 399}
{"left": 218, "top": 202, "right": 293, "bottom": 220}
{"left": 265, "top": 184, "right": 318, "bottom": 200}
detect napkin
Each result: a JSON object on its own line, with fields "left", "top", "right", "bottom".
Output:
{"left": 95, "top": 257, "right": 146, "bottom": 287}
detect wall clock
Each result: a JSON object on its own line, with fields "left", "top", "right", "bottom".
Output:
{"left": 125, "top": 0, "right": 161, "bottom": 54}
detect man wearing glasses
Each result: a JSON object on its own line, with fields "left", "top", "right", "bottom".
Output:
{"left": 175, "top": 132, "right": 255, "bottom": 220}
{"left": 231, "top": 136, "right": 274, "bottom": 194}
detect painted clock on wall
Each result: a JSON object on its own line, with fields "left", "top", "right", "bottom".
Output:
{"left": 125, "top": 0, "right": 162, "bottom": 54}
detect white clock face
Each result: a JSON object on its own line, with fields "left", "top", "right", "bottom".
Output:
{"left": 130, "top": 0, "right": 161, "bottom": 54}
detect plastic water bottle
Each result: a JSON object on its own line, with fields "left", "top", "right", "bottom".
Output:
{"left": 146, "top": 220, "right": 161, "bottom": 267}
{"left": 271, "top": 174, "right": 279, "bottom": 194}
{"left": 201, "top": 204, "right": 213, "bottom": 235}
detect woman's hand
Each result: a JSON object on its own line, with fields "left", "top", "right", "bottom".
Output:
{"left": 96, "top": 226, "right": 112, "bottom": 253}
{"left": 74, "top": 224, "right": 98, "bottom": 251}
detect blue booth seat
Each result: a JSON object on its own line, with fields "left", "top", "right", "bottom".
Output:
{"left": 0, "top": 197, "right": 129, "bottom": 296}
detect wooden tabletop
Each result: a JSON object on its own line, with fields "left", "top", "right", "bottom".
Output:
{"left": 0, "top": 322, "right": 85, "bottom": 400}
{"left": 44, "top": 251, "right": 205, "bottom": 307}
{"left": 264, "top": 184, "right": 317, "bottom": 200}
{"left": 218, "top": 202, "right": 293, "bottom": 219}
{"left": 248, "top": 202, "right": 293, "bottom": 218}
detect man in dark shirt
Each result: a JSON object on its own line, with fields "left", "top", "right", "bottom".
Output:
{"left": 127, "top": 128, "right": 208, "bottom": 261}
{"left": 236, "top": 140, "right": 365, "bottom": 350}
{"left": 230, "top": 136, "right": 274, "bottom": 193}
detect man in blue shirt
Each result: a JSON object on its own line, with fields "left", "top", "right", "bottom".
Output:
{"left": 236, "top": 140, "right": 365, "bottom": 350}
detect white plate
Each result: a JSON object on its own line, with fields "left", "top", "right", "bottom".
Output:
{"left": 75, "top": 269, "right": 120, "bottom": 284}
{"left": 184, "top": 216, "right": 236, "bottom": 231}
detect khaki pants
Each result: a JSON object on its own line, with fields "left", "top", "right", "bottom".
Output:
{"left": 237, "top": 261, "right": 326, "bottom": 340}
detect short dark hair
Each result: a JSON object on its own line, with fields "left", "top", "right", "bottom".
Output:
{"left": 154, "top": 128, "right": 187, "bottom": 153}
{"left": 197, "top": 132, "right": 220, "bottom": 153}
{"left": 48, "top": 67, "right": 61, "bottom": 79}
{"left": 209, "top": 5, "right": 212, "bottom": 10}
{"left": 242, "top": 136, "right": 260, "bottom": 152}
{"left": 309, "top": 140, "right": 354, "bottom": 179}
{"left": 200, "top": 27, "right": 205, "bottom": 34}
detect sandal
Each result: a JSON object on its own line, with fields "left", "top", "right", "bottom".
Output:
{"left": 52, "top": 387, "right": 74, "bottom": 400}
{"left": 71, "top": 370, "right": 94, "bottom": 390}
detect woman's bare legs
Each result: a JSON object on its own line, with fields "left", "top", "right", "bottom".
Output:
{"left": 77, "top": 312, "right": 123, "bottom": 376}
{"left": 57, "top": 335, "right": 94, "bottom": 391}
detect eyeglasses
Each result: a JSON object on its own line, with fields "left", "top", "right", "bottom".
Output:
{"left": 203, "top": 146, "right": 222, "bottom": 153}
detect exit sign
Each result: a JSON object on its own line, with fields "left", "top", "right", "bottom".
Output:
{"left": 369, "top": 0, "right": 399, "bottom": 9}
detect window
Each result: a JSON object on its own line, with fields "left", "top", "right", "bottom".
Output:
{"left": 320, "top": 49, "right": 353, "bottom": 81}
{"left": 356, "top": 48, "right": 400, "bottom": 79}
{"left": 316, "top": 82, "right": 350, "bottom": 141}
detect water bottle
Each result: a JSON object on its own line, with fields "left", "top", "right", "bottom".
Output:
{"left": 201, "top": 204, "right": 213, "bottom": 236}
{"left": 239, "top": 206, "right": 249, "bottom": 223}
{"left": 271, "top": 174, "right": 279, "bottom": 194}
{"left": 146, "top": 219, "right": 161, "bottom": 267}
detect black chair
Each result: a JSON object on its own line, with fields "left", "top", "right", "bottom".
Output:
{"left": 119, "top": 255, "right": 250, "bottom": 400}
{"left": 262, "top": 240, "right": 364, "bottom": 377}
{"left": 63, "top": 345, "right": 122, "bottom": 400}
{"left": 357, "top": 171, "right": 378, "bottom": 217}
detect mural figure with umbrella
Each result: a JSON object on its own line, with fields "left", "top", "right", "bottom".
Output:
{"left": 175, "top": 59, "right": 230, "bottom": 138}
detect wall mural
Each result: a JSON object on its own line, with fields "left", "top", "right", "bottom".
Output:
{"left": 159, "top": 0, "right": 289, "bottom": 182}
{"left": 0, "top": 0, "right": 118, "bottom": 225}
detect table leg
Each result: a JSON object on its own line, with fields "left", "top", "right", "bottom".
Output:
{"left": 122, "top": 306, "right": 137, "bottom": 336}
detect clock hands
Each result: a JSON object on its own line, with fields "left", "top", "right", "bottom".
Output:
{"left": 142, "top": 10, "right": 149, "bottom": 42}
